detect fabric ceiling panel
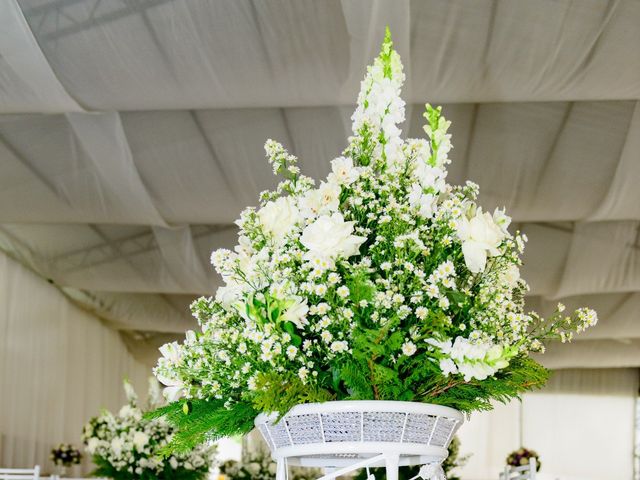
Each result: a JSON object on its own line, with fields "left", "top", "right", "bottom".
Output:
{"left": 410, "top": 0, "right": 640, "bottom": 103}
{"left": 556, "top": 221, "right": 640, "bottom": 299}
{"left": 192, "top": 108, "right": 292, "bottom": 207}
{"left": 1, "top": 223, "right": 235, "bottom": 295}
{"left": 0, "top": 113, "right": 166, "bottom": 225}
{"left": 518, "top": 223, "right": 571, "bottom": 297}
{"left": 17, "top": 0, "right": 351, "bottom": 110}
{"left": 446, "top": 101, "right": 634, "bottom": 222}
{"left": 0, "top": 0, "right": 82, "bottom": 113}
{"left": 1, "top": 100, "right": 638, "bottom": 226}
{"left": 67, "top": 290, "right": 197, "bottom": 334}
{"left": 12, "top": 0, "right": 640, "bottom": 113}
{"left": 120, "top": 110, "right": 239, "bottom": 224}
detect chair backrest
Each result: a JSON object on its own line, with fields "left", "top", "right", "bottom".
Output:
{"left": 499, "top": 458, "right": 536, "bottom": 480}
{"left": 0, "top": 466, "right": 40, "bottom": 480}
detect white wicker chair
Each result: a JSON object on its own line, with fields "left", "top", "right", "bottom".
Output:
{"left": 499, "top": 458, "right": 537, "bottom": 480}
{"left": 256, "top": 401, "right": 463, "bottom": 480}
{"left": 0, "top": 466, "right": 40, "bottom": 480}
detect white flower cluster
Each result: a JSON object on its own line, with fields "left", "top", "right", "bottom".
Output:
{"left": 153, "top": 30, "right": 596, "bottom": 414}
{"left": 82, "top": 381, "right": 215, "bottom": 478}
{"left": 220, "top": 450, "right": 320, "bottom": 480}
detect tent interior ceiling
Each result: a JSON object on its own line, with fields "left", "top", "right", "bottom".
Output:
{"left": 2, "top": 0, "right": 640, "bottom": 367}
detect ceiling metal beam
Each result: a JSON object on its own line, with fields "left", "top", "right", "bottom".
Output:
{"left": 51, "top": 223, "right": 235, "bottom": 273}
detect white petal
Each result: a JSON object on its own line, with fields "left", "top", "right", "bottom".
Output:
{"left": 462, "top": 241, "right": 487, "bottom": 273}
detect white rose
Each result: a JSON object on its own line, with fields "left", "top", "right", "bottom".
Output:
{"left": 258, "top": 196, "right": 300, "bottom": 243}
{"left": 328, "top": 157, "right": 360, "bottom": 185}
{"left": 456, "top": 209, "right": 506, "bottom": 273}
{"left": 169, "top": 457, "right": 178, "bottom": 469}
{"left": 300, "top": 213, "right": 366, "bottom": 260}
{"left": 132, "top": 431, "right": 149, "bottom": 451}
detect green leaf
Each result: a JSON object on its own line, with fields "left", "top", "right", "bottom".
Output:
{"left": 283, "top": 321, "right": 295, "bottom": 335}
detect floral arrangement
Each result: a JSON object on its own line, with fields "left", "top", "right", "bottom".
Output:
{"left": 150, "top": 28, "right": 597, "bottom": 453}
{"left": 82, "top": 380, "right": 215, "bottom": 480}
{"left": 219, "top": 450, "right": 320, "bottom": 480}
{"left": 506, "top": 447, "right": 541, "bottom": 471}
{"left": 50, "top": 443, "right": 82, "bottom": 467}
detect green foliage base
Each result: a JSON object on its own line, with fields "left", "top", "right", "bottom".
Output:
{"left": 148, "top": 356, "right": 547, "bottom": 454}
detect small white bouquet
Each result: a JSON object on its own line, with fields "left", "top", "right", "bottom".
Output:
{"left": 82, "top": 380, "right": 215, "bottom": 480}
{"left": 219, "top": 450, "right": 320, "bottom": 480}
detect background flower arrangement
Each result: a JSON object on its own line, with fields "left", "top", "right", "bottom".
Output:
{"left": 150, "top": 28, "right": 597, "bottom": 453}
{"left": 219, "top": 450, "right": 320, "bottom": 480}
{"left": 82, "top": 380, "right": 215, "bottom": 480}
{"left": 50, "top": 443, "right": 82, "bottom": 468}
{"left": 506, "top": 447, "right": 541, "bottom": 471}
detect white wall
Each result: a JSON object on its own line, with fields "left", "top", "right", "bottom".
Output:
{"left": 0, "top": 251, "right": 149, "bottom": 473}
{"left": 457, "top": 369, "right": 638, "bottom": 480}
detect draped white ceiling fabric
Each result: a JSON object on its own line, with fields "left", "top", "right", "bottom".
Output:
{"left": 1, "top": 0, "right": 640, "bottom": 367}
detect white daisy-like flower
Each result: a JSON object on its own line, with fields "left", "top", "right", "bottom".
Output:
{"left": 286, "top": 345, "right": 298, "bottom": 360}
{"left": 337, "top": 286, "right": 350, "bottom": 298}
{"left": 314, "top": 284, "right": 328, "bottom": 296}
{"left": 320, "top": 330, "right": 333, "bottom": 343}
{"left": 330, "top": 341, "right": 349, "bottom": 353}
{"left": 328, "top": 272, "right": 341, "bottom": 284}
{"left": 401, "top": 341, "right": 417, "bottom": 356}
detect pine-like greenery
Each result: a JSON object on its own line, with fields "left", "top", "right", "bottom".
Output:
{"left": 145, "top": 399, "right": 258, "bottom": 454}
{"left": 148, "top": 356, "right": 547, "bottom": 453}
